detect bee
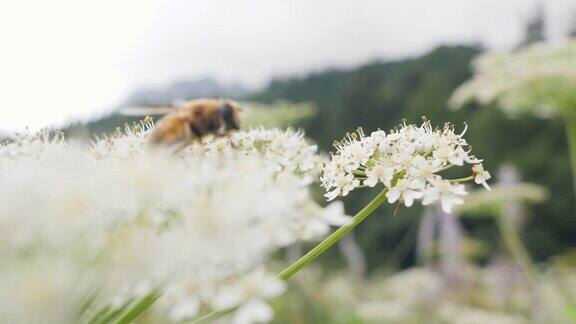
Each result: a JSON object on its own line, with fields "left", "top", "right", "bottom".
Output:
{"left": 120, "top": 98, "right": 242, "bottom": 145}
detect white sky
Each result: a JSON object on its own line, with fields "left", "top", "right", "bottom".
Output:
{"left": 0, "top": 0, "right": 574, "bottom": 132}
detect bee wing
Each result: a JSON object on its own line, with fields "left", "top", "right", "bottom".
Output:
{"left": 118, "top": 106, "right": 176, "bottom": 116}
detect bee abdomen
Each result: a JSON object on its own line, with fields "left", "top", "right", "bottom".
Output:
{"left": 150, "top": 115, "right": 190, "bottom": 144}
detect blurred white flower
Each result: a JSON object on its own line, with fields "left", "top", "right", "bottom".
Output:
{"left": 450, "top": 39, "right": 576, "bottom": 117}
{"left": 169, "top": 299, "right": 200, "bottom": 322}
{"left": 297, "top": 201, "right": 352, "bottom": 240}
{"left": 0, "top": 124, "right": 343, "bottom": 323}
{"left": 212, "top": 269, "right": 285, "bottom": 324}
{"left": 224, "top": 127, "right": 320, "bottom": 176}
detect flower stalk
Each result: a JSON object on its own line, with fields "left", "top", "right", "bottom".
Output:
{"left": 495, "top": 214, "right": 538, "bottom": 287}
{"left": 193, "top": 187, "right": 388, "bottom": 323}
{"left": 278, "top": 187, "right": 388, "bottom": 280}
{"left": 447, "top": 175, "right": 474, "bottom": 183}
{"left": 564, "top": 113, "right": 576, "bottom": 204}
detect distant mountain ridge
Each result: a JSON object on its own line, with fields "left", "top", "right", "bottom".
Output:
{"left": 64, "top": 77, "right": 249, "bottom": 135}
{"left": 120, "top": 77, "right": 248, "bottom": 107}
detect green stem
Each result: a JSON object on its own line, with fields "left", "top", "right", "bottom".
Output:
{"left": 111, "top": 290, "right": 162, "bottom": 324}
{"left": 278, "top": 187, "right": 388, "bottom": 280}
{"left": 193, "top": 187, "right": 389, "bottom": 323}
{"left": 564, "top": 114, "right": 576, "bottom": 204}
{"left": 495, "top": 214, "right": 538, "bottom": 287}
{"left": 437, "top": 164, "right": 454, "bottom": 173}
{"left": 447, "top": 175, "right": 474, "bottom": 183}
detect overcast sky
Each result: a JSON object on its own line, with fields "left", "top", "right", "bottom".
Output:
{"left": 0, "top": 0, "right": 575, "bottom": 131}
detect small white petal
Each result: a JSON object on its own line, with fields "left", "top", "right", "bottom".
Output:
{"left": 386, "top": 188, "right": 401, "bottom": 204}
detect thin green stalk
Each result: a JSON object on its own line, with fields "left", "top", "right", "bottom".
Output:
{"left": 193, "top": 187, "right": 389, "bottom": 323}
{"left": 447, "top": 175, "right": 474, "bottom": 183}
{"left": 437, "top": 164, "right": 454, "bottom": 173}
{"left": 494, "top": 214, "right": 555, "bottom": 321}
{"left": 278, "top": 187, "right": 388, "bottom": 279}
{"left": 495, "top": 214, "right": 538, "bottom": 287}
{"left": 564, "top": 114, "right": 576, "bottom": 204}
{"left": 111, "top": 290, "right": 162, "bottom": 324}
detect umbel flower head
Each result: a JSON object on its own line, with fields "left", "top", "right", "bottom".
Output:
{"left": 449, "top": 38, "right": 576, "bottom": 117}
{"left": 321, "top": 119, "right": 490, "bottom": 213}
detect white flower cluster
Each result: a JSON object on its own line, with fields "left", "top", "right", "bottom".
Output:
{"left": 0, "top": 124, "right": 348, "bottom": 323}
{"left": 321, "top": 120, "right": 491, "bottom": 213}
{"left": 450, "top": 39, "right": 576, "bottom": 117}
{"left": 182, "top": 127, "right": 321, "bottom": 179}
{"left": 89, "top": 118, "right": 155, "bottom": 160}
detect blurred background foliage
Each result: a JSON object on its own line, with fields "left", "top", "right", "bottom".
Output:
{"left": 239, "top": 101, "right": 317, "bottom": 129}
{"left": 267, "top": 264, "right": 576, "bottom": 323}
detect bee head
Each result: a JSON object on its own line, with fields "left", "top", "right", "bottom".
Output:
{"left": 219, "top": 100, "right": 241, "bottom": 131}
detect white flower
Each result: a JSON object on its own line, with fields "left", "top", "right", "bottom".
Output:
{"left": 364, "top": 163, "right": 394, "bottom": 187}
{"left": 343, "top": 141, "right": 374, "bottom": 172}
{"left": 448, "top": 146, "right": 468, "bottom": 166}
{"left": 324, "top": 172, "right": 360, "bottom": 201}
{"left": 222, "top": 128, "right": 320, "bottom": 175}
{"left": 297, "top": 201, "right": 352, "bottom": 240}
{"left": 408, "top": 155, "right": 441, "bottom": 181}
{"left": 169, "top": 299, "right": 200, "bottom": 322}
{"left": 321, "top": 120, "right": 489, "bottom": 210}
{"left": 212, "top": 269, "right": 285, "bottom": 324}
{"left": 370, "top": 129, "right": 387, "bottom": 142}
{"left": 386, "top": 178, "right": 425, "bottom": 207}
{"left": 472, "top": 163, "right": 492, "bottom": 191}
{"left": 232, "top": 300, "right": 274, "bottom": 324}
{"left": 0, "top": 125, "right": 339, "bottom": 323}
{"left": 422, "top": 179, "right": 468, "bottom": 213}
